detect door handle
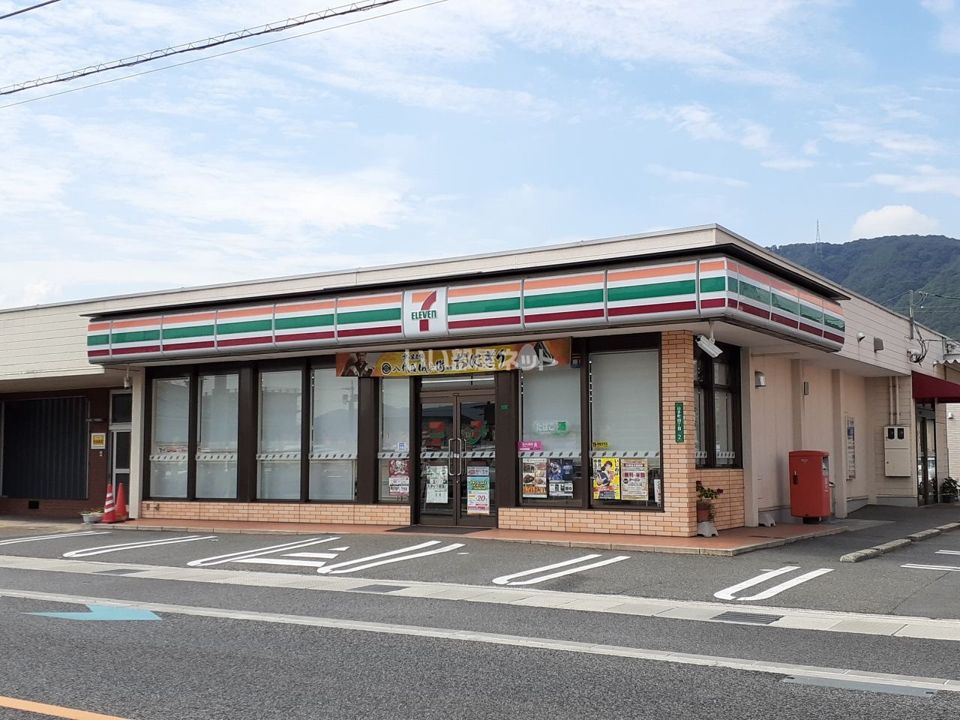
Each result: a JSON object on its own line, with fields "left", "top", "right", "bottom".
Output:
{"left": 446, "top": 439, "right": 456, "bottom": 478}
{"left": 459, "top": 437, "right": 467, "bottom": 476}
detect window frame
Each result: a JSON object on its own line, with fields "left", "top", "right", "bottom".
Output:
{"left": 694, "top": 343, "right": 742, "bottom": 469}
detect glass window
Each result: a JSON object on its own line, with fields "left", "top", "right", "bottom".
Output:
{"left": 379, "top": 378, "right": 410, "bottom": 503}
{"left": 258, "top": 370, "right": 303, "bottom": 500}
{"left": 111, "top": 392, "right": 132, "bottom": 425}
{"left": 196, "top": 373, "right": 239, "bottom": 499}
{"left": 519, "top": 366, "right": 581, "bottom": 504}
{"left": 589, "top": 351, "right": 662, "bottom": 508}
{"left": 694, "top": 348, "right": 741, "bottom": 468}
{"left": 309, "top": 368, "right": 358, "bottom": 501}
{"left": 150, "top": 377, "right": 190, "bottom": 498}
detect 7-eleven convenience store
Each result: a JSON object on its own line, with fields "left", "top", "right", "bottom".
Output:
{"left": 5, "top": 225, "right": 960, "bottom": 535}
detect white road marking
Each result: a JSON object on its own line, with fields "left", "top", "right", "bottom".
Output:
{"left": 187, "top": 537, "right": 341, "bottom": 567}
{"left": 285, "top": 552, "right": 341, "bottom": 559}
{"left": 903, "top": 563, "right": 960, "bottom": 572}
{"left": 2, "top": 587, "right": 958, "bottom": 693}
{"left": 936, "top": 550, "right": 960, "bottom": 556}
{"left": 236, "top": 558, "right": 336, "bottom": 568}
{"left": 492, "top": 554, "right": 629, "bottom": 586}
{"left": 62, "top": 535, "right": 216, "bottom": 558}
{"left": 317, "top": 541, "right": 465, "bottom": 575}
{"left": 0, "top": 531, "right": 111, "bottom": 546}
{"left": 714, "top": 566, "right": 834, "bottom": 601}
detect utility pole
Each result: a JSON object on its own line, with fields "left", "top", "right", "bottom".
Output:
{"left": 909, "top": 289, "right": 915, "bottom": 339}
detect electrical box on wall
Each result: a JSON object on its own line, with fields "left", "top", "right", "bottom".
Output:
{"left": 883, "top": 425, "right": 910, "bottom": 477}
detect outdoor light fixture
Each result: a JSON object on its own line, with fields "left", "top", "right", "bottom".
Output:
{"left": 754, "top": 371, "right": 767, "bottom": 388}
{"left": 695, "top": 334, "right": 723, "bottom": 358}
{"left": 857, "top": 332, "right": 866, "bottom": 342}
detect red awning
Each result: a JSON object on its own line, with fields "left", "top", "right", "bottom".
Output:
{"left": 912, "top": 372, "right": 960, "bottom": 403}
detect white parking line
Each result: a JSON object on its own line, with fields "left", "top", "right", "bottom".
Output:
{"left": 316, "top": 541, "right": 465, "bottom": 575}
{"left": 0, "top": 531, "right": 111, "bottom": 546}
{"left": 936, "top": 550, "right": 960, "bottom": 556}
{"left": 492, "top": 555, "right": 629, "bottom": 586}
{"left": 903, "top": 563, "right": 960, "bottom": 572}
{"left": 187, "top": 537, "right": 341, "bottom": 568}
{"left": 715, "top": 566, "right": 834, "bottom": 601}
{"left": 62, "top": 535, "right": 217, "bottom": 558}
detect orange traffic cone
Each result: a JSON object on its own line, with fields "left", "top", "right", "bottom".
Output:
{"left": 115, "top": 482, "right": 129, "bottom": 522}
{"left": 100, "top": 484, "right": 117, "bottom": 524}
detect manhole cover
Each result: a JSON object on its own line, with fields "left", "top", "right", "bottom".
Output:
{"left": 352, "top": 584, "right": 408, "bottom": 594}
{"left": 713, "top": 611, "right": 782, "bottom": 625}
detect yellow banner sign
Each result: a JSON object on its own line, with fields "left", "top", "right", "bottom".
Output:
{"left": 337, "top": 339, "right": 571, "bottom": 377}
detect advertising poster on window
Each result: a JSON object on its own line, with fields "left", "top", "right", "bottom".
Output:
{"left": 388, "top": 459, "right": 410, "bottom": 497}
{"left": 592, "top": 457, "right": 621, "bottom": 500}
{"left": 466, "top": 465, "right": 491, "bottom": 515}
{"left": 620, "top": 458, "right": 649, "bottom": 501}
{"left": 424, "top": 464, "right": 449, "bottom": 504}
{"left": 547, "top": 459, "right": 575, "bottom": 498}
{"left": 521, "top": 458, "right": 548, "bottom": 498}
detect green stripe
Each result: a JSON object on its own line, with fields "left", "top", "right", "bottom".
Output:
{"left": 448, "top": 297, "right": 521, "bottom": 316}
{"left": 608, "top": 279, "right": 695, "bottom": 302}
{"left": 824, "top": 314, "right": 845, "bottom": 331}
{"left": 216, "top": 319, "right": 272, "bottom": 335}
{"left": 699, "top": 277, "right": 726, "bottom": 293}
{"left": 771, "top": 293, "right": 800, "bottom": 315}
{"left": 275, "top": 313, "right": 334, "bottom": 330}
{"left": 111, "top": 329, "right": 161, "bottom": 344}
{"left": 799, "top": 305, "right": 823, "bottom": 323}
{"left": 727, "top": 277, "right": 739, "bottom": 293}
{"left": 738, "top": 280, "right": 770, "bottom": 306}
{"left": 162, "top": 324, "right": 214, "bottom": 340}
{"left": 337, "top": 308, "right": 402, "bottom": 325}
{"left": 87, "top": 334, "right": 110, "bottom": 347}
{"left": 524, "top": 288, "right": 603, "bottom": 309}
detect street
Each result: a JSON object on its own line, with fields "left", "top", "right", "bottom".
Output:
{"left": 2, "top": 516, "right": 960, "bottom": 718}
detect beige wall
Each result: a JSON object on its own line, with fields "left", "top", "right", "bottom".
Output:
{"left": 947, "top": 403, "right": 960, "bottom": 480}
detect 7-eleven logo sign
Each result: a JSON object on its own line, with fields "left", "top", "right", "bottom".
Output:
{"left": 403, "top": 288, "right": 447, "bottom": 338}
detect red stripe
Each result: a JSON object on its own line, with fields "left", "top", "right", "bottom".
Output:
{"left": 726, "top": 299, "right": 739, "bottom": 309}
{"left": 798, "top": 322, "right": 823, "bottom": 337}
{"left": 699, "top": 298, "right": 726, "bottom": 310}
{"left": 217, "top": 336, "right": 273, "bottom": 348}
{"left": 609, "top": 300, "right": 696, "bottom": 316}
{"left": 823, "top": 331, "right": 845, "bottom": 345}
{"left": 276, "top": 331, "right": 335, "bottom": 343}
{"left": 112, "top": 345, "right": 161, "bottom": 355}
{"left": 771, "top": 312, "right": 798, "bottom": 329}
{"left": 448, "top": 316, "right": 521, "bottom": 330}
{"left": 163, "top": 341, "right": 215, "bottom": 351}
{"left": 337, "top": 325, "right": 403, "bottom": 338}
{"left": 87, "top": 349, "right": 111, "bottom": 358}
{"left": 737, "top": 303, "right": 769, "bottom": 320}
{"left": 419, "top": 290, "right": 438, "bottom": 332}
{"left": 524, "top": 309, "right": 604, "bottom": 324}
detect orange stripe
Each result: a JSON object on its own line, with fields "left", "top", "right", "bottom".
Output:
{"left": 698, "top": 259, "right": 726, "bottom": 272}
{"left": 448, "top": 281, "right": 521, "bottom": 298}
{"left": 607, "top": 263, "right": 696, "bottom": 282}
{"left": 524, "top": 273, "right": 604, "bottom": 291}
{"left": 275, "top": 300, "right": 335, "bottom": 314}
{"left": 411, "top": 290, "right": 435, "bottom": 303}
{"left": 823, "top": 299, "right": 843, "bottom": 314}
{"left": 796, "top": 288, "right": 824, "bottom": 305}
{"left": 0, "top": 695, "right": 131, "bottom": 720}
{"left": 110, "top": 317, "right": 161, "bottom": 330}
{"left": 336, "top": 294, "right": 401, "bottom": 308}
{"left": 162, "top": 312, "right": 217, "bottom": 324}
{"left": 88, "top": 321, "right": 111, "bottom": 332}
{"left": 735, "top": 264, "right": 771, "bottom": 285}
{"left": 216, "top": 306, "right": 273, "bottom": 320}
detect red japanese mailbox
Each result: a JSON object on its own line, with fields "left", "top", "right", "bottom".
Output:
{"left": 789, "top": 450, "right": 832, "bottom": 520}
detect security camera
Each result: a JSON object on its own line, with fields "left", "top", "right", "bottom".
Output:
{"left": 695, "top": 335, "right": 723, "bottom": 358}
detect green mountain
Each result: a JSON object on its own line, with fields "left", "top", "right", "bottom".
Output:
{"left": 770, "top": 235, "right": 960, "bottom": 340}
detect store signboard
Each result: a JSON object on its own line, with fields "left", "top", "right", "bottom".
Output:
{"left": 90, "top": 433, "right": 106, "bottom": 450}
{"left": 466, "top": 466, "right": 490, "bottom": 515}
{"left": 675, "top": 402, "right": 684, "bottom": 443}
{"left": 336, "top": 339, "right": 570, "bottom": 377}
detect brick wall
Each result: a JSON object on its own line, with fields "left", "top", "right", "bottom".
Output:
{"left": 139, "top": 501, "right": 410, "bottom": 526}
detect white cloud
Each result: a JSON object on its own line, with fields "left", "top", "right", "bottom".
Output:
{"left": 822, "top": 120, "right": 940, "bottom": 156}
{"left": 922, "top": 0, "right": 960, "bottom": 53}
{"left": 868, "top": 165, "right": 960, "bottom": 197}
{"left": 850, "top": 205, "right": 940, "bottom": 239}
{"left": 761, "top": 157, "right": 814, "bottom": 170}
{"left": 647, "top": 164, "right": 748, "bottom": 187}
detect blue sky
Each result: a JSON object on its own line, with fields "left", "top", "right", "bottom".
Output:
{"left": 1, "top": 0, "right": 959, "bottom": 308}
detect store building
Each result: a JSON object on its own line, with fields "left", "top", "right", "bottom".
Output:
{"left": 3, "top": 225, "right": 960, "bottom": 535}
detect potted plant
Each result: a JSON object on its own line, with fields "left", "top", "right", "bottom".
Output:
{"left": 696, "top": 481, "right": 723, "bottom": 522}
{"left": 80, "top": 508, "right": 103, "bottom": 525}
{"left": 941, "top": 477, "right": 958, "bottom": 504}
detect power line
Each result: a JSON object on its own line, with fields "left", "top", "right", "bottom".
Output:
{"left": 0, "top": 0, "right": 407, "bottom": 97}
{"left": 0, "top": 0, "right": 61, "bottom": 22}
{"left": 0, "top": 0, "right": 446, "bottom": 110}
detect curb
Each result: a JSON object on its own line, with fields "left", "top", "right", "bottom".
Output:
{"left": 840, "top": 521, "right": 960, "bottom": 563}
